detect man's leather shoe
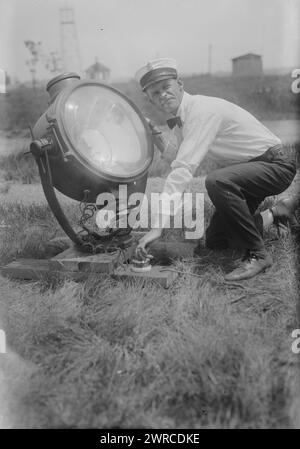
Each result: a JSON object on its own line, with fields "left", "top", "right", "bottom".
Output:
{"left": 270, "top": 196, "right": 299, "bottom": 228}
{"left": 224, "top": 251, "right": 272, "bottom": 281}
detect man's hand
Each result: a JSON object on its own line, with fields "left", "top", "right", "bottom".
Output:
{"left": 135, "top": 228, "right": 163, "bottom": 260}
{"left": 145, "top": 117, "right": 160, "bottom": 134}
{"left": 145, "top": 117, "right": 166, "bottom": 156}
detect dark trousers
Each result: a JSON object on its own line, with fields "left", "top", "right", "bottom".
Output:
{"left": 205, "top": 145, "right": 297, "bottom": 252}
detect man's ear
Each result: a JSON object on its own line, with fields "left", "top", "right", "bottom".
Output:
{"left": 177, "top": 77, "right": 184, "bottom": 91}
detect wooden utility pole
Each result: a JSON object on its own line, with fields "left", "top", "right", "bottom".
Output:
{"left": 208, "top": 44, "right": 212, "bottom": 75}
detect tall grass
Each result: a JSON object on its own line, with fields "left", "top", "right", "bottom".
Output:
{"left": 0, "top": 85, "right": 48, "bottom": 131}
{"left": 0, "top": 201, "right": 81, "bottom": 263}
{"left": 0, "top": 151, "right": 39, "bottom": 184}
{"left": 0, "top": 197, "right": 299, "bottom": 428}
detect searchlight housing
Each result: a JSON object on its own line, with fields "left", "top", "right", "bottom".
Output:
{"left": 29, "top": 73, "right": 154, "bottom": 251}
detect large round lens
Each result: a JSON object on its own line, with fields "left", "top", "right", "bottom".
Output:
{"left": 62, "top": 84, "right": 151, "bottom": 177}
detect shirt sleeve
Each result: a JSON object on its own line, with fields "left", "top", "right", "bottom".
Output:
{"left": 152, "top": 110, "right": 222, "bottom": 229}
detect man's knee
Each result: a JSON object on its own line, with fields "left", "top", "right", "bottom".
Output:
{"left": 205, "top": 170, "right": 227, "bottom": 195}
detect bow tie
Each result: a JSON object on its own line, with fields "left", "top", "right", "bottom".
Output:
{"left": 167, "top": 116, "right": 183, "bottom": 130}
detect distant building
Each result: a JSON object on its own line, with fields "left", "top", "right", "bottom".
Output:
{"left": 232, "top": 53, "right": 263, "bottom": 77}
{"left": 85, "top": 58, "right": 110, "bottom": 82}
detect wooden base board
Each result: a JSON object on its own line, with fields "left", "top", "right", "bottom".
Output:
{"left": 51, "top": 245, "right": 131, "bottom": 274}
{"left": 0, "top": 232, "right": 201, "bottom": 288}
{"left": 1, "top": 257, "right": 177, "bottom": 288}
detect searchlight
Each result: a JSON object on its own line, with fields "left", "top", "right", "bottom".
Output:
{"left": 29, "top": 73, "right": 154, "bottom": 253}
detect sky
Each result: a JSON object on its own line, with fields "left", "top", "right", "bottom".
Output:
{"left": 0, "top": 0, "right": 299, "bottom": 82}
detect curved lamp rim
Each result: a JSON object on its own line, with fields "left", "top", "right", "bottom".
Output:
{"left": 51, "top": 79, "right": 154, "bottom": 183}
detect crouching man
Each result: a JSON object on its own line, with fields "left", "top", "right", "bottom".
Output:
{"left": 135, "top": 58, "right": 297, "bottom": 281}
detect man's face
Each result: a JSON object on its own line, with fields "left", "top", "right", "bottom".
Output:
{"left": 145, "top": 78, "right": 184, "bottom": 115}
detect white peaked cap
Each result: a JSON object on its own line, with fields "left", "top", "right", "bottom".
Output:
{"left": 135, "top": 58, "right": 178, "bottom": 91}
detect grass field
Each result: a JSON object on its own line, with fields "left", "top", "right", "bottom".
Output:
{"left": 0, "top": 170, "right": 299, "bottom": 428}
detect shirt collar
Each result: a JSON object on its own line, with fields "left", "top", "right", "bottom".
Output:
{"left": 165, "top": 91, "right": 191, "bottom": 124}
{"left": 177, "top": 91, "right": 191, "bottom": 124}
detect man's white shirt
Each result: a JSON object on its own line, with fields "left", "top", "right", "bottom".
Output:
{"left": 155, "top": 91, "right": 282, "bottom": 228}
